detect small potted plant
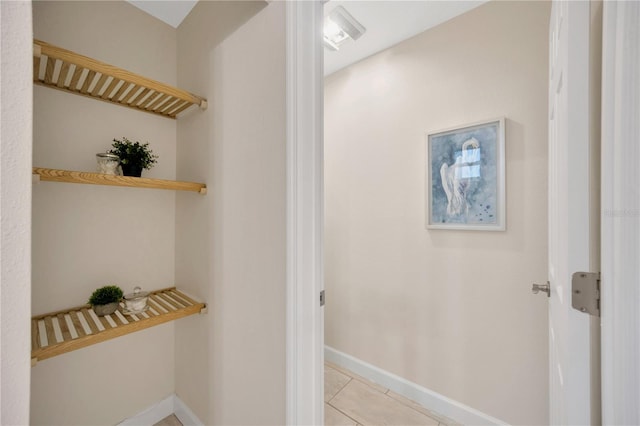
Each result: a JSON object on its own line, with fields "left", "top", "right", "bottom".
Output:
{"left": 88, "top": 285, "right": 123, "bottom": 316}
{"left": 109, "top": 137, "right": 158, "bottom": 177}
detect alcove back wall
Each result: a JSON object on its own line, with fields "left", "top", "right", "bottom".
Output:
{"left": 31, "top": 1, "right": 177, "bottom": 424}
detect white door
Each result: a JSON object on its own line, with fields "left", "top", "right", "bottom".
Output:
{"left": 601, "top": 1, "right": 640, "bottom": 423}
{"left": 547, "top": 1, "right": 597, "bottom": 424}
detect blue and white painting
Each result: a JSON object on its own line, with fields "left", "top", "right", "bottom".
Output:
{"left": 428, "top": 120, "right": 502, "bottom": 228}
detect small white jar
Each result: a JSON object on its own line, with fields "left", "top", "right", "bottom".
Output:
{"left": 123, "top": 286, "right": 149, "bottom": 314}
{"left": 96, "top": 153, "right": 120, "bottom": 175}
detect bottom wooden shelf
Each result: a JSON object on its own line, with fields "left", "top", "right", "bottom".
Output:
{"left": 31, "top": 287, "right": 206, "bottom": 365}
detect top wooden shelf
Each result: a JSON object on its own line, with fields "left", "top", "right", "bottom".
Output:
{"left": 33, "top": 39, "right": 207, "bottom": 119}
{"left": 33, "top": 167, "right": 207, "bottom": 194}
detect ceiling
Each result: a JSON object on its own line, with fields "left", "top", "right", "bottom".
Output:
{"left": 127, "top": 0, "right": 198, "bottom": 28}
{"left": 323, "top": 1, "right": 486, "bottom": 75}
{"left": 126, "top": 0, "right": 486, "bottom": 76}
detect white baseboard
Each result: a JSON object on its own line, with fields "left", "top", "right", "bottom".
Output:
{"left": 117, "top": 394, "right": 204, "bottom": 426}
{"left": 117, "top": 395, "right": 175, "bottom": 426}
{"left": 325, "top": 346, "right": 509, "bottom": 426}
{"left": 174, "top": 395, "right": 204, "bottom": 426}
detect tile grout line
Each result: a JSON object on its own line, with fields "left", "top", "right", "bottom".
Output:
{"left": 327, "top": 376, "right": 353, "bottom": 404}
{"left": 383, "top": 389, "right": 452, "bottom": 426}
{"left": 329, "top": 378, "right": 437, "bottom": 426}
{"left": 325, "top": 371, "right": 362, "bottom": 425}
{"left": 326, "top": 362, "right": 391, "bottom": 395}
{"left": 325, "top": 368, "right": 360, "bottom": 424}
{"left": 327, "top": 399, "right": 362, "bottom": 426}
{"left": 326, "top": 363, "right": 386, "bottom": 425}
{"left": 383, "top": 388, "right": 444, "bottom": 424}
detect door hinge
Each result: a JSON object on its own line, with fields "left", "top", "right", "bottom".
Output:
{"left": 571, "top": 272, "right": 600, "bottom": 317}
{"left": 320, "top": 290, "right": 325, "bottom": 307}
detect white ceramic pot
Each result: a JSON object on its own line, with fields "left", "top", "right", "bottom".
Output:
{"left": 93, "top": 302, "right": 119, "bottom": 316}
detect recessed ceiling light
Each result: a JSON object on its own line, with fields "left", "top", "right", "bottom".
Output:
{"left": 323, "top": 6, "right": 366, "bottom": 52}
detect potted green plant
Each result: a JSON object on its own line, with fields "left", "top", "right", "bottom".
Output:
{"left": 88, "top": 285, "right": 123, "bottom": 316}
{"left": 109, "top": 137, "right": 158, "bottom": 177}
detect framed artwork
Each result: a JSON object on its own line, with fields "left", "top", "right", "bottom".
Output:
{"left": 425, "top": 118, "right": 505, "bottom": 231}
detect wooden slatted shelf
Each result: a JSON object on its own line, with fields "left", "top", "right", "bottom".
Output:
{"left": 33, "top": 39, "right": 207, "bottom": 119}
{"left": 33, "top": 167, "right": 207, "bottom": 194}
{"left": 31, "top": 287, "right": 206, "bottom": 364}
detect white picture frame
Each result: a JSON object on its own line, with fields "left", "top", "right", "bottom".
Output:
{"left": 425, "top": 118, "right": 506, "bottom": 231}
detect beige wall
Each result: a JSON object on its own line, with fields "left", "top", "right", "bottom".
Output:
{"left": 31, "top": 2, "right": 177, "bottom": 424}
{"left": 175, "top": 2, "right": 286, "bottom": 424}
{"left": 324, "top": 1, "right": 550, "bottom": 424}
{"left": 0, "top": 2, "right": 33, "bottom": 424}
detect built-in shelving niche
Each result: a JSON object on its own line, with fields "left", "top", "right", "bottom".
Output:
{"left": 31, "top": 39, "right": 209, "bottom": 366}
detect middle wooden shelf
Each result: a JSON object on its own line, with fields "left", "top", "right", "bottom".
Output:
{"left": 33, "top": 167, "right": 207, "bottom": 194}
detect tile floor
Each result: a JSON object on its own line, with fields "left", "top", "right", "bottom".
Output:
{"left": 325, "top": 362, "right": 455, "bottom": 426}
{"left": 154, "top": 362, "right": 454, "bottom": 426}
{"left": 154, "top": 414, "right": 182, "bottom": 426}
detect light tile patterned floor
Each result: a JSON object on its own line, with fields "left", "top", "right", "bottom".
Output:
{"left": 154, "top": 363, "right": 454, "bottom": 426}
{"left": 325, "top": 362, "right": 455, "bottom": 426}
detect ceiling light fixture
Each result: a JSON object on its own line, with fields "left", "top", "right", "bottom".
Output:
{"left": 323, "top": 6, "right": 366, "bottom": 51}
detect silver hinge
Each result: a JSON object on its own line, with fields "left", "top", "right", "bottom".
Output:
{"left": 320, "top": 290, "right": 325, "bottom": 307}
{"left": 571, "top": 272, "right": 600, "bottom": 317}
